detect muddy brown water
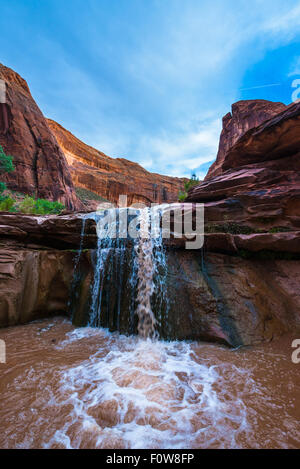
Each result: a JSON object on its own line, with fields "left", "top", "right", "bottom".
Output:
{"left": 0, "top": 317, "right": 299, "bottom": 449}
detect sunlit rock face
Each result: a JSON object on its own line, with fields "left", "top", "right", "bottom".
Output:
{"left": 47, "top": 119, "right": 185, "bottom": 207}
{"left": 0, "top": 64, "right": 81, "bottom": 210}
{"left": 206, "top": 99, "right": 287, "bottom": 180}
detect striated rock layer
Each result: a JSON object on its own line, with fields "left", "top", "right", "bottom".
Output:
{"left": 0, "top": 64, "right": 81, "bottom": 210}
{"left": 47, "top": 119, "right": 185, "bottom": 206}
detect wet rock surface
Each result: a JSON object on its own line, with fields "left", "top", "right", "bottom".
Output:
{"left": 0, "top": 238, "right": 299, "bottom": 347}
{"left": 0, "top": 211, "right": 299, "bottom": 346}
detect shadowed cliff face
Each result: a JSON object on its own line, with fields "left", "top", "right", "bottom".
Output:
{"left": 47, "top": 119, "right": 185, "bottom": 207}
{"left": 0, "top": 64, "right": 81, "bottom": 210}
{"left": 206, "top": 100, "right": 287, "bottom": 180}
{"left": 0, "top": 103, "right": 12, "bottom": 134}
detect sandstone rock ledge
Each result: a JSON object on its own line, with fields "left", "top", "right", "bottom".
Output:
{"left": 0, "top": 212, "right": 299, "bottom": 347}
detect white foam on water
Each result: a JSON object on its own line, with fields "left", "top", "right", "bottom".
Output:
{"left": 55, "top": 326, "right": 110, "bottom": 348}
{"left": 46, "top": 331, "right": 253, "bottom": 449}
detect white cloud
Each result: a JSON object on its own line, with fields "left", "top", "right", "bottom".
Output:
{"left": 288, "top": 57, "right": 300, "bottom": 77}
{"left": 24, "top": 0, "right": 300, "bottom": 179}
{"left": 128, "top": 118, "right": 221, "bottom": 177}
{"left": 262, "top": 4, "right": 300, "bottom": 37}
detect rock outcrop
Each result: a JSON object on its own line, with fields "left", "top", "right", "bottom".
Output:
{"left": 2, "top": 242, "right": 299, "bottom": 347}
{"left": 206, "top": 100, "right": 287, "bottom": 179}
{"left": 0, "top": 64, "right": 81, "bottom": 210}
{"left": 47, "top": 119, "right": 185, "bottom": 206}
{"left": 2, "top": 211, "right": 300, "bottom": 254}
{"left": 187, "top": 101, "right": 300, "bottom": 236}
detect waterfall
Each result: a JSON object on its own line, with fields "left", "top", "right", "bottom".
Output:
{"left": 134, "top": 215, "right": 157, "bottom": 339}
{"left": 74, "top": 206, "right": 169, "bottom": 339}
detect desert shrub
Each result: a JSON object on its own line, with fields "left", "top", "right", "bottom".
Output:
{"left": 178, "top": 190, "right": 188, "bottom": 202}
{"left": 34, "top": 198, "right": 64, "bottom": 214}
{"left": 18, "top": 196, "right": 64, "bottom": 215}
{"left": 0, "top": 145, "right": 14, "bottom": 174}
{"left": 205, "top": 222, "right": 258, "bottom": 234}
{"left": 269, "top": 226, "right": 292, "bottom": 233}
{"left": 0, "top": 196, "right": 16, "bottom": 212}
{"left": 184, "top": 173, "right": 199, "bottom": 192}
{"left": 18, "top": 195, "right": 36, "bottom": 214}
{"left": 178, "top": 174, "right": 200, "bottom": 201}
{"left": 0, "top": 182, "right": 6, "bottom": 198}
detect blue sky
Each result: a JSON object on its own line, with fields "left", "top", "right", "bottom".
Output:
{"left": 0, "top": 0, "right": 300, "bottom": 178}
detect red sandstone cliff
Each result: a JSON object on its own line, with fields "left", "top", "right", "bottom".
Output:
{"left": 187, "top": 100, "right": 300, "bottom": 235}
{"left": 206, "top": 100, "right": 287, "bottom": 180}
{"left": 0, "top": 63, "right": 184, "bottom": 210}
{"left": 47, "top": 119, "right": 185, "bottom": 207}
{"left": 0, "top": 64, "right": 81, "bottom": 210}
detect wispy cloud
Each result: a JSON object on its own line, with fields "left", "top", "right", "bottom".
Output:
{"left": 240, "top": 83, "right": 281, "bottom": 91}
{"left": 262, "top": 3, "right": 300, "bottom": 38}
{"left": 288, "top": 57, "right": 300, "bottom": 76}
{"left": 1, "top": 0, "right": 300, "bottom": 178}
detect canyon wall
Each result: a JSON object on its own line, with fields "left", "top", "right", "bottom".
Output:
{"left": 0, "top": 64, "right": 81, "bottom": 210}
{"left": 0, "top": 63, "right": 184, "bottom": 211}
{"left": 206, "top": 100, "right": 287, "bottom": 180}
{"left": 187, "top": 101, "right": 300, "bottom": 235}
{"left": 48, "top": 119, "right": 185, "bottom": 207}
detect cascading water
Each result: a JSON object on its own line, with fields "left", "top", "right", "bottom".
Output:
{"left": 73, "top": 206, "right": 170, "bottom": 339}
{"left": 2, "top": 210, "right": 299, "bottom": 449}
{"left": 135, "top": 235, "right": 157, "bottom": 338}
{"left": 134, "top": 205, "right": 170, "bottom": 339}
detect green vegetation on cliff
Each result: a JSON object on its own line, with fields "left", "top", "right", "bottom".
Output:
{"left": 0, "top": 146, "right": 65, "bottom": 214}
{"left": 0, "top": 192, "right": 65, "bottom": 214}
{"left": 0, "top": 145, "right": 14, "bottom": 197}
{"left": 178, "top": 174, "right": 199, "bottom": 201}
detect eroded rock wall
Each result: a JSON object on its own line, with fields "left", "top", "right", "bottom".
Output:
{"left": 47, "top": 119, "right": 185, "bottom": 206}
{"left": 187, "top": 102, "right": 300, "bottom": 234}
{"left": 0, "top": 249, "right": 74, "bottom": 326}
{"left": 0, "top": 64, "right": 81, "bottom": 210}
{"left": 0, "top": 239, "right": 299, "bottom": 347}
{"left": 206, "top": 99, "right": 287, "bottom": 179}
